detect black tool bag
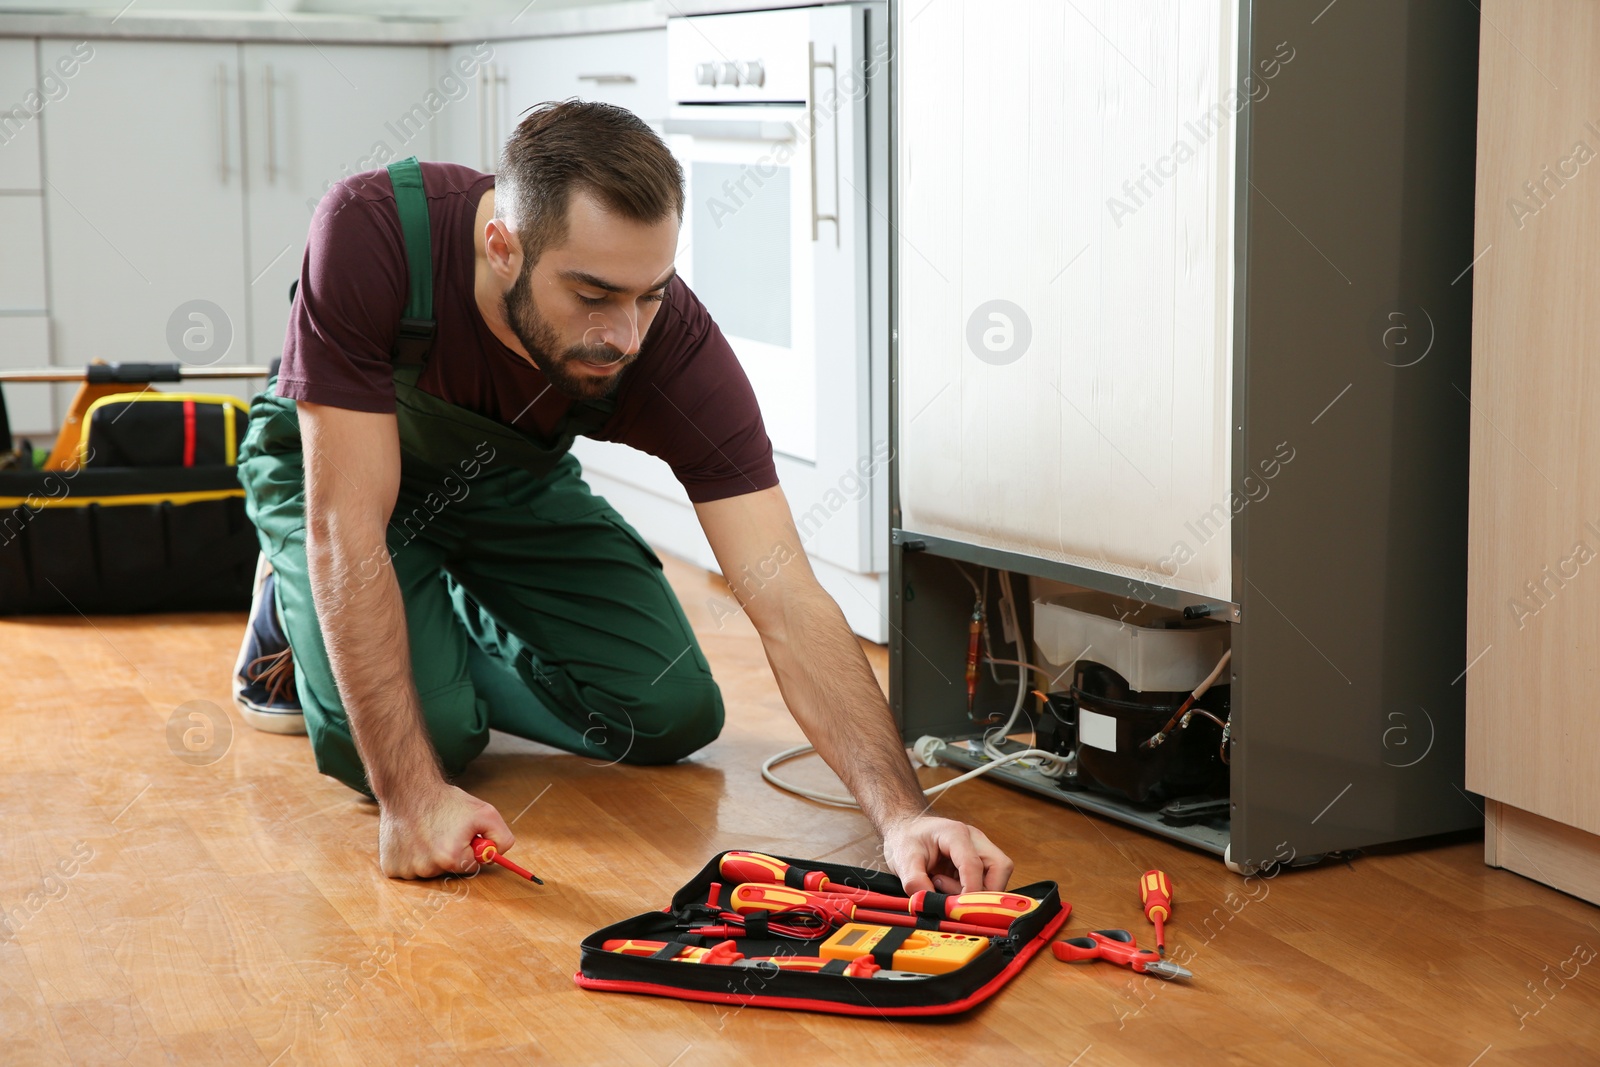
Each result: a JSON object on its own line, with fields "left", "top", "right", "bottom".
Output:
{"left": 79, "top": 392, "right": 251, "bottom": 469}
{"left": 0, "top": 378, "right": 259, "bottom": 615}
{"left": 576, "top": 850, "right": 1068, "bottom": 1017}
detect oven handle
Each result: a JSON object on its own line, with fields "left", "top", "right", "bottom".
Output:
{"left": 808, "top": 41, "right": 840, "bottom": 246}
{"left": 663, "top": 117, "right": 798, "bottom": 142}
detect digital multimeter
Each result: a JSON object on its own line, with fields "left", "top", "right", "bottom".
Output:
{"left": 819, "top": 923, "right": 991, "bottom": 975}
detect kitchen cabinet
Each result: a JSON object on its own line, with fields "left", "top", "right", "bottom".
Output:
{"left": 441, "top": 29, "right": 666, "bottom": 171}
{"left": 0, "top": 318, "right": 52, "bottom": 436}
{"left": 1466, "top": 0, "right": 1600, "bottom": 905}
{"left": 41, "top": 39, "right": 250, "bottom": 406}
{"left": 0, "top": 197, "right": 47, "bottom": 311}
{"left": 240, "top": 42, "right": 437, "bottom": 369}
{"left": 17, "top": 25, "right": 666, "bottom": 434}
{"left": 0, "top": 38, "right": 43, "bottom": 190}
{"left": 0, "top": 39, "right": 51, "bottom": 434}
{"left": 503, "top": 29, "right": 667, "bottom": 124}
{"left": 36, "top": 38, "right": 446, "bottom": 415}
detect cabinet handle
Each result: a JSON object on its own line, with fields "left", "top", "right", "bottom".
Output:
{"left": 217, "top": 63, "right": 231, "bottom": 184}
{"left": 479, "top": 61, "right": 498, "bottom": 172}
{"left": 263, "top": 64, "right": 277, "bottom": 184}
{"left": 808, "top": 42, "right": 839, "bottom": 246}
{"left": 577, "top": 73, "right": 636, "bottom": 85}
{"left": 492, "top": 65, "right": 508, "bottom": 173}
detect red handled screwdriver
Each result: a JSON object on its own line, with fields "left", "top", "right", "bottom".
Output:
{"left": 472, "top": 835, "right": 543, "bottom": 885}
{"left": 1139, "top": 870, "right": 1172, "bottom": 955}
{"left": 718, "top": 853, "right": 1040, "bottom": 927}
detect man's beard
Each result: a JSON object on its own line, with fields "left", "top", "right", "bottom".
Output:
{"left": 502, "top": 262, "right": 637, "bottom": 401}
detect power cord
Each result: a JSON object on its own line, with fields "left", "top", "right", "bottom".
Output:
{"left": 760, "top": 737, "right": 1077, "bottom": 811}
{"left": 760, "top": 569, "right": 1072, "bottom": 809}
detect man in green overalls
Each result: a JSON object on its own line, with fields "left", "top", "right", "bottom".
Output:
{"left": 232, "top": 101, "right": 1012, "bottom": 892}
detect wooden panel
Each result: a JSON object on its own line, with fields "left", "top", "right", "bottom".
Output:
{"left": 897, "top": 0, "right": 1238, "bottom": 601}
{"left": 1487, "top": 800, "right": 1600, "bottom": 906}
{"left": 1466, "top": 0, "right": 1600, "bottom": 837}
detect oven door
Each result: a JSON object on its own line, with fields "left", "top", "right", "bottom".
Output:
{"left": 665, "top": 7, "right": 872, "bottom": 575}
{"left": 670, "top": 110, "right": 817, "bottom": 464}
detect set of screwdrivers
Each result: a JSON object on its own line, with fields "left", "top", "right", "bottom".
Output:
{"left": 710, "top": 852, "right": 1040, "bottom": 937}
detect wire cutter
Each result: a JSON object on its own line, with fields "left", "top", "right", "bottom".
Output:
{"left": 1051, "top": 929, "right": 1193, "bottom": 979}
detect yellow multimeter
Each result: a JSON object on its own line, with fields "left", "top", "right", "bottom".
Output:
{"left": 819, "top": 923, "right": 990, "bottom": 975}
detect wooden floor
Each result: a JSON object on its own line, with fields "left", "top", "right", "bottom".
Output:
{"left": 3, "top": 552, "right": 1599, "bottom": 1067}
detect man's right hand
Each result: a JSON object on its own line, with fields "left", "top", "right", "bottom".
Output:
{"left": 377, "top": 781, "right": 516, "bottom": 879}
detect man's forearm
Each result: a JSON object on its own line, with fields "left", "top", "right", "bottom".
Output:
{"left": 758, "top": 587, "right": 927, "bottom": 835}
{"left": 306, "top": 526, "right": 442, "bottom": 805}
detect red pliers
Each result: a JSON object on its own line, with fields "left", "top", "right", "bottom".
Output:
{"left": 1052, "top": 929, "right": 1192, "bottom": 979}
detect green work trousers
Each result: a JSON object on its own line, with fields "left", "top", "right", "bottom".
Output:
{"left": 235, "top": 386, "right": 724, "bottom": 795}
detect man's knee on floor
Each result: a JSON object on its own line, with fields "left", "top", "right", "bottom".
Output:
{"left": 306, "top": 679, "right": 489, "bottom": 793}
{"left": 613, "top": 674, "right": 725, "bottom": 766}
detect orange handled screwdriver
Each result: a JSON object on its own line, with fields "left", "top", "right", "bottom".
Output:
{"left": 1139, "top": 870, "right": 1172, "bottom": 955}
{"left": 472, "top": 836, "right": 543, "bottom": 885}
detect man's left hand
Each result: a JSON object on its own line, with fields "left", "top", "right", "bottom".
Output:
{"left": 881, "top": 815, "right": 1014, "bottom": 894}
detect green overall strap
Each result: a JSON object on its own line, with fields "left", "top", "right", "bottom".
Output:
{"left": 387, "top": 157, "right": 436, "bottom": 368}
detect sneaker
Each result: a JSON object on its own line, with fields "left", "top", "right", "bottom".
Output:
{"left": 233, "top": 555, "right": 306, "bottom": 735}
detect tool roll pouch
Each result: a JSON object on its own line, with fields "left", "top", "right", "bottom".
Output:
{"left": 575, "top": 851, "right": 1068, "bottom": 1017}
{"left": 0, "top": 389, "right": 258, "bottom": 615}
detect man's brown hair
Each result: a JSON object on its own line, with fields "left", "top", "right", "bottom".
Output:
{"left": 495, "top": 99, "right": 685, "bottom": 263}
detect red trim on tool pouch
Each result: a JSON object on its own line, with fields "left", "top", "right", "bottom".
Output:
{"left": 182, "top": 399, "right": 196, "bottom": 467}
{"left": 573, "top": 906, "right": 1070, "bottom": 1016}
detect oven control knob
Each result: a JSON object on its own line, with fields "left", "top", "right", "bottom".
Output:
{"left": 740, "top": 60, "right": 765, "bottom": 88}
{"left": 695, "top": 61, "right": 716, "bottom": 86}
{"left": 718, "top": 60, "right": 741, "bottom": 86}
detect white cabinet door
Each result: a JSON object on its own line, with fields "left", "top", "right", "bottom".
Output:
{"left": 42, "top": 40, "right": 249, "bottom": 406}
{"left": 241, "top": 42, "right": 438, "bottom": 370}
{"left": 438, "top": 42, "right": 495, "bottom": 168}
{"left": 0, "top": 38, "right": 44, "bottom": 191}
{"left": 437, "top": 30, "right": 669, "bottom": 172}
{"left": 507, "top": 30, "right": 668, "bottom": 125}
{"left": 0, "top": 196, "right": 47, "bottom": 311}
{"left": 0, "top": 317, "right": 53, "bottom": 436}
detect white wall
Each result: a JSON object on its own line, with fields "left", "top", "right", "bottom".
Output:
{"left": 896, "top": 0, "right": 1240, "bottom": 602}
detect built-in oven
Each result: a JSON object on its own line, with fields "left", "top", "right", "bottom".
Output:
{"left": 667, "top": 6, "right": 886, "bottom": 614}
{"left": 573, "top": 4, "right": 889, "bottom": 637}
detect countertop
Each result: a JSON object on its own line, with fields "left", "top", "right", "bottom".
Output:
{"left": 0, "top": 0, "right": 872, "bottom": 44}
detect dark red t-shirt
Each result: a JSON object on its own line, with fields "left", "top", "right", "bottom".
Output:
{"left": 276, "top": 161, "right": 778, "bottom": 504}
